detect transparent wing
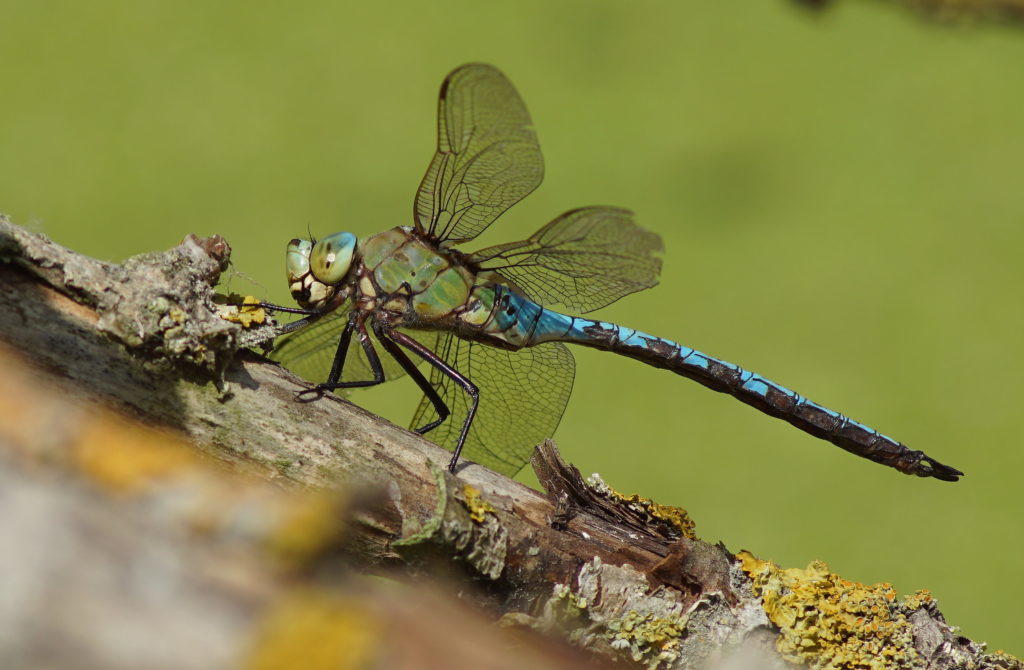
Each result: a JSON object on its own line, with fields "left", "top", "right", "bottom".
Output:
{"left": 414, "top": 63, "right": 543, "bottom": 245}
{"left": 467, "top": 207, "right": 663, "bottom": 313}
{"left": 271, "top": 307, "right": 426, "bottom": 387}
{"left": 410, "top": 333, "right": 575, "bottom": 476}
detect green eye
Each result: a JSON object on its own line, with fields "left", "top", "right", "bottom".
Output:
{"left": 310, "top": 232, "right": 357, "bottom": 285}
{"left": 285, "top": 238, "right": 313, "bottom": 284}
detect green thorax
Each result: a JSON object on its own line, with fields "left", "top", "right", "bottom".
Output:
{"left": 359, "top": 227, "right": 476, "bottom": 321}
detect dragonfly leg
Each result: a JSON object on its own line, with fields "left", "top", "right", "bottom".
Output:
{"left": 298, "top": 313, "right": 385, "bottom": 400}
{"left": 388, "top": 329, "right": 478, "bottom": 473}
{"left": 257, "top": 302, "right": 321, "bottom": 315}
{"left": 372, "top": 324, "right": 450, "bottom": 436}
{"left": 247, "top": 300, "right": 342, "bottom": 337}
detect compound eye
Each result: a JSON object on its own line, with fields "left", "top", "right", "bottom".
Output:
{"left": 285, "top": 238, "right": 313, "bottom": 284}
{"left": 309, "top": 232, "right": 357, "bottom": 285}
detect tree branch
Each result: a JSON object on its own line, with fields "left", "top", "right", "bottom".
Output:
{"left": 0, "top": 215, "right": 1017, "bottom": 670}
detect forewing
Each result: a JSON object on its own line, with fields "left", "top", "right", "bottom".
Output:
{"left": 410, "top": 334, "right": 575, "bottom": 476}
{"left": 468, "top": 207, "right": 663, "bottom": 313}
{"left": 271, "top": 308, "right": 416, "bottom": 388}
{"left": 414, "top": 63, "right": 543, "bottom": 245}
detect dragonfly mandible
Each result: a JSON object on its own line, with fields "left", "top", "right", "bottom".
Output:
{"left": 261, "top": 63, "right": 962, "bottom": 482}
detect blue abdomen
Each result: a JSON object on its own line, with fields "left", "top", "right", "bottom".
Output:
{"left": 469, "top": 286, "right": 961, "bottom": 481}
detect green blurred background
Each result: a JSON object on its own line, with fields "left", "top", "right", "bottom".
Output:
{"left": 2, "top": 0, "right": 1021, "bottom": 655}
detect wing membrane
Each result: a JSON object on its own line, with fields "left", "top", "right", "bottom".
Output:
{"left": 271, "top": 308, "right": 422, "bottom": 387}
{"left": 410, "top": 333, "right": 575, "bottom": 476}
{"left": 414, "top": 63, "right": 543, "bottom": 244}
{"left": 468, "top": 207, "right": 663, "bottom": 313}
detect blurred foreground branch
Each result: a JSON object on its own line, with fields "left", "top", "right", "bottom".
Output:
{"left": 0, "top": 215, "right": 1017, "bottom": 670}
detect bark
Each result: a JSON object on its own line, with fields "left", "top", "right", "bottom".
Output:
{"left": 0, "top": 215, "right": 1017, "bottom": 670}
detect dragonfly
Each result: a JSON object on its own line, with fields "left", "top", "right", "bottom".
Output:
{"left": 261, "top": 63, "right": 962, "bottom": 482}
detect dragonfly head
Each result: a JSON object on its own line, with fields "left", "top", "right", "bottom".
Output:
{"left": 286, "top": 232, "right": 358, "bottom": 309}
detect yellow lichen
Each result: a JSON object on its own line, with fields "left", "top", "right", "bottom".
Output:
{"left": 461, "top": 483, "right": 497, "bottom": 523}
{"left": 74, "top": 418, "right": 197, "bottom": 495}
{"left": 591, "top": 475, "right": 697, "bottom": 539}
{"left": 902, "top": 589, "right": 934, "bottom": 611}
{"left": 630, "top": 495, "right": 697, "bottom": 540}
{"left": 243, "top": 591, "right": 379, "bottom": 670}
{"left": 265, "top": 492, "right": 348, "bottom": 566}
{"left": 739, "top": 551, "right": 919, "bottom": 669}
{"left": 64, "top": 401, "right": 350, "bottom": 567}
{"left": 216, "top": 294, "right": 267, "bottom": 327}
{"left": 989, "top": 650, "right": 1024, "bottom": 668}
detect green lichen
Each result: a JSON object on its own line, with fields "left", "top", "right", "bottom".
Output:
{"left": 605, "top": 610, "right": 688, "bottom": 669}
{"left": 315, "top": 464, "right": 341, "bottom": 481}
{"left": 739, "top": 551, "right": 920, "bottom": 669}
{"left": 392, "top": 464, "right": 446, "bottom": 547}
{"left": 391, "top": 467, "right": 507, "bottom": 580}
{"left": 518, "top": 580, "right": 687, "bottom": 669}
{"left": 273, "top": 458, "right": 296, "bottom": 474}
{"left": 546, "top": 582, "right": 590, "bottom": 632}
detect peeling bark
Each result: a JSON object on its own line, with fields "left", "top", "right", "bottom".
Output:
{"left": 0, "top": 215, "right": 1017, "bottom": 670}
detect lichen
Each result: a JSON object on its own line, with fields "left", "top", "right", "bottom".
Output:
{"left": 605, "top": 609, "right": 688, "bottom": 668}
{"left": 987, "top": 650, "right": 1024, "bottom": 669}
{"left": 512, "top": 581, "right": 590, "bottom": 644}
{"left": 215, "top": 293, "right": 267, "bottom": 327}
{"left": 460, "top": 483, "right": 497, "bottom": 523}
{"left": 392, "top": 464, "right": 446, "bottom": 546}
{"left": 632, "top": 496, "right": 696, "bottom": 540}
{"left": 586, "top": 473, "right": 697, "bottom": 539}
{"left": 552, "top": 581, "right": 589, "bottom": 615}
{"left": 273, "top": 457, "right": 296, "bottom": 474}
{"left": 73, "top": 419, "right": 197, "bottom": 495}
{"left": 739, "top": 551, "right": 921, "bottom": 669}
{"left": 265, "top": 492, "right": 347, "bottom": 566}
{"left": 392, "top": 468, "right": 507, "bottom": 580}
{"left": 514, "top": 574, "right": 688, "bottom": 670}
{"left": 901, "top": 589, "right": 934, "bottom": 612}
{"left": 242, "top": 590, "right": 378, "bottom": 670}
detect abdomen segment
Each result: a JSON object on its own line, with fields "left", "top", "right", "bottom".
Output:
{"left": 517, "top": 299, "right": 963, "bottom": 481}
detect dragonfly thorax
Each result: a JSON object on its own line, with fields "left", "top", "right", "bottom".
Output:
{"left": 286, "top": 232, "right": 358, "bottom": 309}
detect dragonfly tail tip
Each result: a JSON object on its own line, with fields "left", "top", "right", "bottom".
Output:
{"left": 920, "top": 458, "right": 964, "bottom": 483}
